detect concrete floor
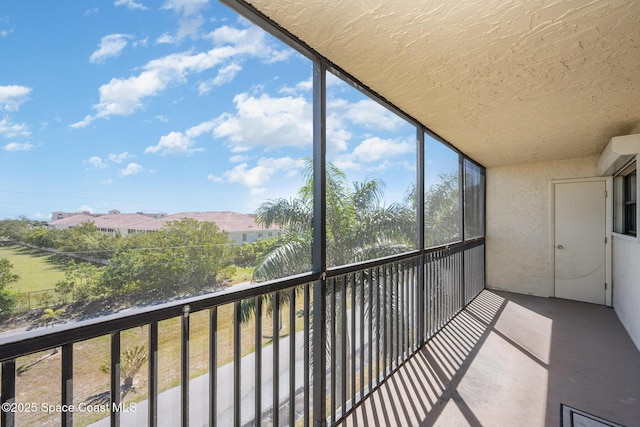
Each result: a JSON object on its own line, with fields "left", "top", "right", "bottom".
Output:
{"left": 338, "top": 290, "right": 640, "bottom": 427}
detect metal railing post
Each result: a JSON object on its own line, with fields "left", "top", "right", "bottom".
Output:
{"left": 181, "top": 305, "right": 190, "bottom": 427}
{"left": 1, "top": 360, "right": 15, "bottom": 427}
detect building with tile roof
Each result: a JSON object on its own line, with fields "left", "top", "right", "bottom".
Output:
{"left": 48, "top": 210, "right": 281, "bottom": 244}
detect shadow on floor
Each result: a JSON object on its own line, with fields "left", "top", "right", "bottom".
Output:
{"left": 338, "top": 290, "right": 640, "bottom": 427}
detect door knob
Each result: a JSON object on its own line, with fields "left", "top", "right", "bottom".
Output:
{"left": 557, "top": 245, "right": 563, "bottom": 249}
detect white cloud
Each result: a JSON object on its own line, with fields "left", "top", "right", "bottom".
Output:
{"left": 177, "top": 15, "right": 205, "bottom": 39}
{"left": 0, "top": 85, "right": 31, "bottom": 111}
{"left": 0, "top": 18, "right": 12, "bottom": 38}
{"left": 90, "top": 34, "right": 131, "bottom": 64}
{"left": 149, "top": 90, "right": 313, "bottom": 156}
{"left": 229, "top": 154, "right": 248, "bottom": 162}
{"left": 332, "top": 158, "right": 360, "bottom": 171}
{"left": 328, "top": 98, "right": 403, "bottom": 133}
{"left": 198, "top": 62, "right": 242, "bottom": 94}
{"left": 326, "top": 72, "right": 343, "bottom": 87}
{"left": 145, "top": 131, "right": 192, "bottom": 155}
{"left": 3, "top": 142, "right": 34, "bottom": 152}
{"left": 108, "top": 151, "right": 133, "bottom": 163}
{"left": 185, "top": 119, "right": 216, "bottom": 137}
{"left": 79, "top": 205, "right": 95, "bottom": 213}
{"left": 207, "top": 174, "right": 223, "bottom": 183}
{"left": 114, "top": 0, "right": 148, "bottom": 11}
{"left": 263, "top": 156, "right": 304, "bottom": 173}
{"left": 212, "top": 92, "right": 312, "bottom": 151}
{"left": 351, "top": 137, "right": 413, "bottom": 163}
{"left": 334, "top": 137, "right": 415, "bottom": 172}
{"left": 279, "top": 77, "right": 312, "bottom": 95}
{"left": 120, "top": 162, "right": 143, "bottom": 176}
{"left": 162, "top": 0, "right": 209, "bottom": 40}
{"left": 326, "top": 113, "right": 351, "bottom": 155}
{"left": 73, "top": 24, "right": 291, "bottom": 127}
{"left": 224, "top": 163, "right": 269, "bottom": 193}
{"left": 209, "top": 89, "right": 377, "bottom": 157}
{"left": 218, "top": 156, "right": 303, "bottom": 194}
{"left": 323, "top": 97, "right": 410, "bottom": 157}
{"left": 145, "top": 120, "right": 212, "bottom": 155}
{"left": 0, "top": 118, "right": 30, "bottom": 138}
{"left": 343, "top": 99, "right": 404, "bottom": 131}
{"left": 132, "top": 38, "right": 148, "bottom": 48}
{"left": 94, "top": 69, "right": 167, "bottom": 117}
{"left": 207, "top": 25, "right": 291, "bottom": 63}
{"left": 74, "top": 48, "right": 235, "bottom": 125}
{"left": 156, "top": 33, "right": 176, "bottom": 44}
{"left": 87, "top": 156, "right": 108, "bottom": 169}
{"left": 70, "top": 115, "right": 95, "bottom": 129}
{"left": 162, "top": 0, "right": 208, "bottom": 16}
{"left": 100, "top": 179, "right": 113, "bottom": 185}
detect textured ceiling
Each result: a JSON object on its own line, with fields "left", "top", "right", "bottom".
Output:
{"left": 243, "top": 0, "right": 640, "bottom": 167}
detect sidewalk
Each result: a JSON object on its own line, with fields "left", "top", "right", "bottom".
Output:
{"left": 89, "top": 329, "right": 307, "bottom": 427}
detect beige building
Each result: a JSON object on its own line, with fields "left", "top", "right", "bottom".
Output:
{"left": 48, "top": 210, "right": 280, "bottom": 244}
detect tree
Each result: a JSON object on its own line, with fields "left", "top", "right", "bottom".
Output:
{"left": 241, "top": 161, "right": 416, "bottom": 406}
{"left": 40, "top": 308, "right": 66, "bottom": 327}
{"left": 242, "top": 161, "right": 415, "bottom": 328}
{"left": 57, "top": 221, "right": 114, "bottom": 259}
{"left": 231, "top": 237, "right": 280, "bottom": 268}
{"left": 251, "top": 160, "right": 415, "bottom": 282}
{"left": 100, "top": 218, "right": 231, "bottom": 298}
{"left": 21, "top": 226, "right": 63, "bottom": 249}
{"left": 61, "top": 261, "right": 102, "bottom": 301}
{"left": 404, "top": 171, "right": 461, "bottom": 247}
{"left": 0, "top": 217, "right": 47, "bottom": 241}
{"left": 0, "top": 258, "right": 19, "bottom": 314}
{"left": 424, "top": 172, "right": 460, "bottom": 247}
{"left": 54, "top": 280, "right": 74, "bottom": 304}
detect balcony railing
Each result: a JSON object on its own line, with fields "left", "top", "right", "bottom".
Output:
{"left": 0, "top": 238, "right": 484, "bottom": 427}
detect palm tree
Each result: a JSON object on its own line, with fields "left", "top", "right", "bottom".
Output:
{"left": 241, "top": 160, "right": 416, "bottom": 411}
{"left": 424, "top": 172, "right": 460, "bottom": 247}
{"left": 251, "top": 160, "right": 415, "bottom": 282}
{"left": 40, "top": 308, "right": 66, "bottom": 327}
{"left": 403, "top": 171, "right": 461, "bottom": 247}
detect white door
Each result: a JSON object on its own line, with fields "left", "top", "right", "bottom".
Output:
{"left": 554, "top": 180, "right": 606, "bottom": 304}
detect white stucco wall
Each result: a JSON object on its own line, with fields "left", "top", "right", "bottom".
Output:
{"left": 613, "top": 235, "right": 640, "bottom": 350}
{"left": 486, "top": 155, "right": 599, "bottom": 297}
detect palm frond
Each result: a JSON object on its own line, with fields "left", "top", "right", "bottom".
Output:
{"left": 252, "top": 237, "right": 312, "bottom": 282}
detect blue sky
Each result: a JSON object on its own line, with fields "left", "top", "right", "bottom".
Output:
{"left": 0, "top": 0, "right": 458, "bottom": 221}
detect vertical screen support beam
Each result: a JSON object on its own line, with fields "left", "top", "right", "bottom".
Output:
{"left": 312, "top": 58, "right": 327, "bottom": 427}
{"left": 460, "top": 155, "right": 466, "bottom": 305}
{"left": 416, "top": 130, "right": 425, "bottom": 344}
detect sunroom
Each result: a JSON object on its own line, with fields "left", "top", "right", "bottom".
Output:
{"left": 1, "top": 1, "right": 639, "bottom": 427}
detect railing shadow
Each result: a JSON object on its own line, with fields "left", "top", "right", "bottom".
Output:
{"left": 337, "top": 290, "right": 507, "bottom": 427}
{"left": 340, "top": 289, "right": 640, "bottom": 427}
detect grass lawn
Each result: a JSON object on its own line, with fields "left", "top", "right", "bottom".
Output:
{"left": 228, "top": 265, "right": 254, "bottom": 284}
{"left": 0, "top": 245, "right": 67, "bottom": 292}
